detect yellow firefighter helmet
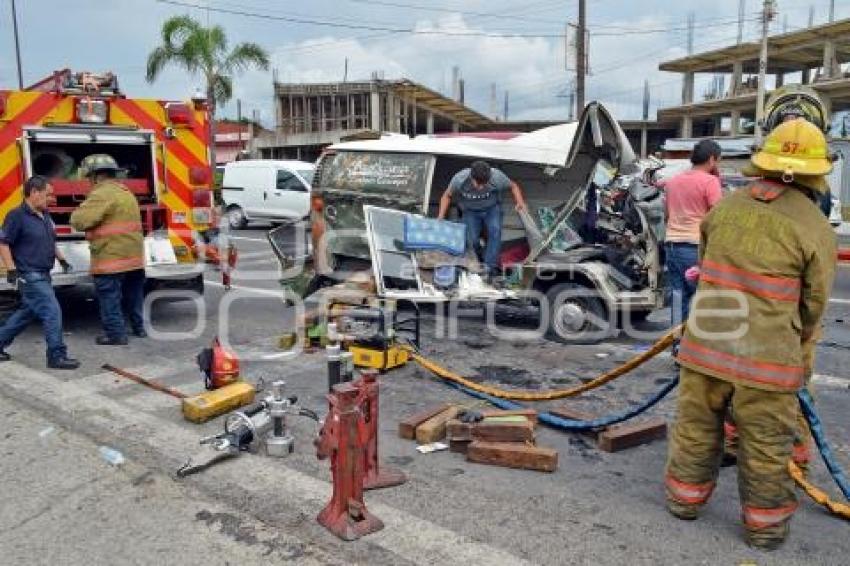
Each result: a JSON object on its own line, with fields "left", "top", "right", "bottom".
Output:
{"left": 748, "top": 118, "right": 832, "bottom": 193}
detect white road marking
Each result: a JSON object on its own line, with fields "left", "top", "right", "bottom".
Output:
{"left": 235, "top": 250, "right": 275, "bottom": 260}
{"left": 225, "top": 235, "right": 267, "bottom": 243}
{"left": 829, "top": 298, "right": 850, "bottom": 305}
{"left": 812, "top": 373, "right": 850, "bottom": 388}
{"left": 0, "top": 362, "right": 531, "bottom": 566}
{"left": 204, "top": 279, "right": 284, "bottom": 298}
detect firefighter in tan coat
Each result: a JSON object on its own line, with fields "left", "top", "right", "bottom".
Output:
{"left": 664, "top": 119, "right": 836, "bottom": 550}
{"left": 70, "top": 154, "right": 146, "bottom": 346}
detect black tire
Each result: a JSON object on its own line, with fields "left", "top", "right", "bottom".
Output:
{"left": 227, "top": 205, "right": 248, "bottom": 230}
{"left": 545, "top": 282, "right": 612, "bottom": 344}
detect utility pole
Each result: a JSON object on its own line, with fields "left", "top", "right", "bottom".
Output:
{"left": 808, "top": 6, "right": 815, "bottom": 27}
{"left": 687, "top": 12, "right": 695, "bottom": 55}
{"left": 11, "top": 0, "right": 24, "bottom": 88}
{"left": 576, "top": 0, "right": 586, "bottom": 112}
{"left": 737, "top": 0, "right": 746, "bottom": 44}
{"left": 830, "top": 0, "right": 835, "bottom": 22}
{"left": 755, "top": 0, "right": 777, "bottom": 145}
{"left": 641, "top": 80, "right": 650, "bottom": 158}
{"left": 503, "top": 91, "right": 509, "bottom": 121}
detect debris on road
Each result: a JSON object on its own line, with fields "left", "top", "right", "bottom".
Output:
{"left": 99, "top": 446, "right": 125, "bottom": 466}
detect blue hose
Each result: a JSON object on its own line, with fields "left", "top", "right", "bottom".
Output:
{"left": 798, "top": 388, "right": 850, "bottom": 500}
{"left": 447, "top": 375, "right": 679, "bottom": 432}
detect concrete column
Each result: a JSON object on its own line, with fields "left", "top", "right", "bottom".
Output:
{"left": 370, "top": 85, "right": 381, "bottom": 131}
{"left": 640, "top": 124, "right": 648, "bottom": 159}
{"left": 388, "top": 94, "right": 400, "bottom": 133}
{"left": 823, "top": 40, "right": 839, "bottom": 79}
{"left": 775, "top": 73, "right": 784, "bottom": 88}
{"left": 803, "top": 68, "right": 812, "bottom": 85}
{"left": 452, "top": 121, "right": 460, "bottom": 133}
{"left": 426, "top": 111, "right": 434, "bottom": 134}
{"left": 732, "top": 61, "right": 743, "bottom": 97}
{"left": 730, "top": 109, "right": 741, "bottom": 136}
{"left": 682, "top": 72, "right": 695, "bottom": 104}
{"left": 412, "top": 98, "right": 418, "bottom": 135}
{"left": 681, "top": 115, "right": 693, "bottom": 138}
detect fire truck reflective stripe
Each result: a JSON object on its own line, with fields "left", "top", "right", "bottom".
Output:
{"left": 0, "top": 144, "right": 20, "bottom": 180}
{"left": 113, "top": 100, "right": 208, "bottom": 170}
{"left": 85, "top": 221, "right": 143, "bottom": 240}
{"left": 665, "top": 474, "right": 715, "bottom": 504}
{"left": 134, "top": 99, "right": 208, "bottom": 166}
{"left": 0, "top": 93, "right": 60, "bottom": 149}
{"left": 678, "top": 339, "right": 804, "bottom": 390}
{"left": 742, "top": 502, "right": 798, "bottom": 529}
{"left": 0, "top": 165, "right": 23, "bottom": 219}
{"left": 700, "top": 260, "right": 801, "bottom": 302}
{"left": 90, "top": 256, "right": 146, "bottom": 274}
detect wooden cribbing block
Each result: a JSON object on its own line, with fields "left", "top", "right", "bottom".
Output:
{"left": 415, "top": 406, "right": 461, "bottom": 444}
{"left": 480, "top": 409, "right": 538, "bottom": 424}
{"left": 446, "top": 420, "right": 472, "bottom": 441}
{"left": 399, "top": 403, "right": 453, "bottom": 440}
{"left": 596, "top": 418, "right": 667, "bottom": 453}
{"left": 472, "top": 420, "right": 534, "bottom": 443}
{"left": 467, "top": 441, "right": 558, "bottom": 472}
{"left": 449, "top": 438, "right": 471, "bottom": 454}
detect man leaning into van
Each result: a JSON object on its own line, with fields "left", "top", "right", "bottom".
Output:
{"left": 437, "top": 160, "right": 527, "bottom": 276}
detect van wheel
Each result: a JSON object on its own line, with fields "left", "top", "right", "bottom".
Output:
{"left": 545, "top": 282, "right": 612, "bottom": 344}
{"left": 227, "top": 205, "right": 248, "bottom": 230}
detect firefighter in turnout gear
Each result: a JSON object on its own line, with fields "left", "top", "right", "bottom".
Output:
{"left": 664, "top": 119, "right": 837, "bottom": 550}
{"left": 70, "top": 154, "right": 146, "bottom": 346}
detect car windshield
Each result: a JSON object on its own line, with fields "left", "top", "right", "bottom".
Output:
{"left": 320, "top": 152, "right": 432, "bottom": 197}
{"left": 297, "top": 168, "right": 315, "bottom": 186}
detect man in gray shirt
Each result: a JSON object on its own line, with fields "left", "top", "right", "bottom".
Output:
{"left": 437, "top": 161, "right": 527, "bottom": 273}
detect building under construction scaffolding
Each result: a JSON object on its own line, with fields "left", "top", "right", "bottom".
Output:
{"left": 658, "top": 18, "right": 850, "bottom": 137}
{"left": 255, "top": 78, "right": 494, "bottom": 162}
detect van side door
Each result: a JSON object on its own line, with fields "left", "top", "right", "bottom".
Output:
{"left": 269, "top": 168, "right": 310, "bottom": 219}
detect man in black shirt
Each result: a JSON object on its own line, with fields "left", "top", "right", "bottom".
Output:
{"left": 0, "top": 176, "right": 79, "bottom": 369}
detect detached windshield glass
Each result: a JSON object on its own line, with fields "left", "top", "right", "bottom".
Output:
{"left": 321, "top": 152, "right": 432, "bottom": 197}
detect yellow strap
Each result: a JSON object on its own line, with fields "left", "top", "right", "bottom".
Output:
{"left": 404, "top": 325, "right": 682, "bottom": 401}
{"left": 789, "top": 461, "right": 850, "bottom": 521}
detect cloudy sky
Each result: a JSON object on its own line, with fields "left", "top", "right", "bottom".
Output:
{"left": 1, "top": 0, "right": 849, "bottom": 126}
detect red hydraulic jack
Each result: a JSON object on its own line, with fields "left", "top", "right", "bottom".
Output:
{"left": 316, "top": 383, "right": 384, "bottom": 540}
{"left": 353, "top": 370, "right": 407, "bottom": 490}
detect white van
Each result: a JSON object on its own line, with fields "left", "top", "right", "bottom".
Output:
{"left": 222, "top": 160, "right": 315, "bottom": 229}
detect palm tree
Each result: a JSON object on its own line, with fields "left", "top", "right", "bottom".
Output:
{"left": 146, "top": 15, "right": 270, "bottom": 167}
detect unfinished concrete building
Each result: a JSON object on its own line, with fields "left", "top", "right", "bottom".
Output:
{"left": 658, "top": 18, "right": 850, "bottom": 137}
{"left": 255, "top": 79, "right": 494, "bottom": 162}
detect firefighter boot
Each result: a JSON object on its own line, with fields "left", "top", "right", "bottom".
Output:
{"left": 733, "top": 384, "right": 798, "bottom": 550}
{"left": 665, "top": 368, "right": 730, "bottom": 520}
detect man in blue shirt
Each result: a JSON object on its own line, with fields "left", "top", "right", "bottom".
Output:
{"left": 0, "top": 176, "right": 79, "bottom": 369}
{"left": 436, "top": 161, "right": 527, "bottom": 274}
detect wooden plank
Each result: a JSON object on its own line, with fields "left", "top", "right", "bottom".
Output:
{"left": 398, "top": 403, "right": 453, "bottom": 440}
{"left": 480, "top": 409, "right": 538, "bottom": 424}
{"left": 449, "top": 438, "right": 471, "bottom": 454}
{"left": 472, "top": 421, "right": 535, "bottom": 444}
{"left": 415, "top": 406, "right": 461, "bottom": 444}
{"left": 446, "top": 419, "right": 472, "bottom": 441}
{"left": 597, "top": 418, "right": 667, "bottom": 453}
{"left": 467, "top": 441, "right": 558, "bottom": 473}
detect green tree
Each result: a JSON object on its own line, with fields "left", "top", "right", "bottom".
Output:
{"left": 146, "top": 15, "right": 270, "bottom": 167}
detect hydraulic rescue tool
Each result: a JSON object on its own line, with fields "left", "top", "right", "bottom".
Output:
{"left": 177, "top": 380, "right": 319, "bottom": 476}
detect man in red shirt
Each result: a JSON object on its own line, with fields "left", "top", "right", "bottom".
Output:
{"left": 661, "top": 140, "right": 723, "bottom": 337}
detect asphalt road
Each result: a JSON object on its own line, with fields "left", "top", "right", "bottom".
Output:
{"left": 0, "top": 226, "right": 848, "bottom": 565}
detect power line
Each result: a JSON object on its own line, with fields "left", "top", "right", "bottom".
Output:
{"left": 157, "top": 0, "right": 567, "bottom": 38}
{"left": 345, "top": 0, "right": 562, "bottom": 25}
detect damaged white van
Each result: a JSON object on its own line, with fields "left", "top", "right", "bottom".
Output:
{"left": 273, "top": 102, "right": 665, "bottom": 343}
